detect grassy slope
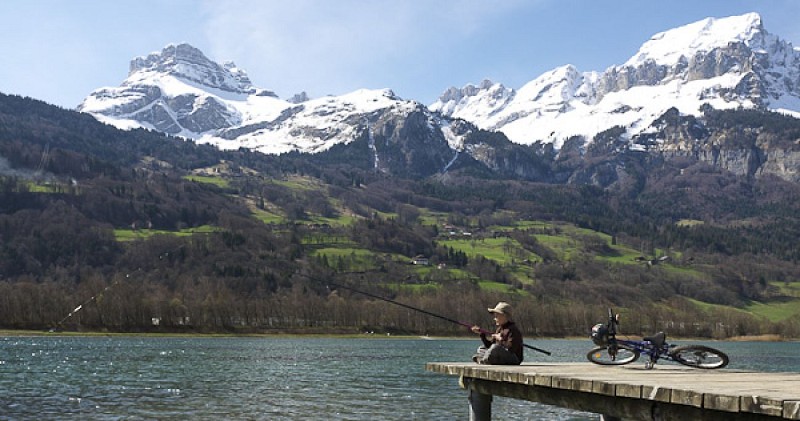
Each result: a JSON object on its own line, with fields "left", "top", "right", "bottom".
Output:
{"left": 745, "top": 282, "right": 800, "bottom": 322}
{"left": 114, "top": 225, "right": 219, "bottom": 241}
{"left": 125, "top": 173, "right": 800, "bottom": 322}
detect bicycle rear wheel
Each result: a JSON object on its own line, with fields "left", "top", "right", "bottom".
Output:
{"left": 671, "top": 345, "right": 729, "bottom": 369}
{"left": 587, "top": 345, "right": 640, "bottom": 365}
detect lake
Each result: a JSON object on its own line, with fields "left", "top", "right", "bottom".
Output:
{"left": 1, "top": 336, "right": 798, "bottom": 420}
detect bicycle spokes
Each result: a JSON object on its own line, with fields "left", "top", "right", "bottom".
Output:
{"left": 587, "top": 346, "right": 639, "bottom": 365}
{"left": 671, "top": 346, "right": 729, "bottom": 369}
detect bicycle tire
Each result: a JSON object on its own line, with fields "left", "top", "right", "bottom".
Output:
{"left": 586, "top": 345, "right": 640, "bottom": 365}
{"left": 670, "top": 345, "right": 729, "bottom": 369}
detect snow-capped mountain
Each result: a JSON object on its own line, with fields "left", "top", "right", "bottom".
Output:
{"left": 79, "top": 43, "right": 471, "bottom": 159}
{"left": 78, "top": 13, "right": 800, "bottom": 183}
{"left": 431, "top": 12, "right": 800, "bottom": 149}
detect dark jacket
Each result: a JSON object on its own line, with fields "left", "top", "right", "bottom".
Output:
{"left": 480, "top": 321, "right": 524, "bottom": 362}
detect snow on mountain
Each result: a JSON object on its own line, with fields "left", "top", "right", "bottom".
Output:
{"left": 80, "top": 13, "right": 800, "bottom": 158}
{"left": 624, "top": 12, "right": 764, "bottom": 67}
{"left": 79, "top": 43, "right": 459, "bottom": 156}
{"left": 208, "top": 88, "right": 421, "bottom": 155}
{"left": 79, "top": 43, "right": 285, "bottom": 140}
{"left": 431, "top": 13, "right": 800, "bottom": 149}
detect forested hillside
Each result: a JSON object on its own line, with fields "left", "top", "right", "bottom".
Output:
{"left": 2, "top": 93, "right": 800, "bottom": 338}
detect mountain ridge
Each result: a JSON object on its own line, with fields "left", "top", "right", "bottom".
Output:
{"left": 79, "top": 13, "right": 800, "bottom": 160}
{"left": 73, "top": 13, "right": 800, "bottom": 185}
{"left": 432, "top": 12, "right": 800, "bottom": 148}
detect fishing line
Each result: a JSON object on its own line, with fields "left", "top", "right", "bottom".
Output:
{"left": 51, "top": 245, "right": 186, "bottom": 331}
{"left": 328, "top": 281, "right": 551, "bottom": 356}
{"left": 53, "top": 278, "right": 123, "bottom": 329}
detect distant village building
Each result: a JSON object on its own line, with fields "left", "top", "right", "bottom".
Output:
{"left": 411, "top": 255, "right": 429, "bottom": 265}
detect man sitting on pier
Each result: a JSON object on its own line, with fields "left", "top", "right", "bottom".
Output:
{"left": 471, "top": 302, "right": 523, "bottom": 365}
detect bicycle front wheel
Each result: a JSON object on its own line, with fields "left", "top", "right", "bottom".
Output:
{"left": 587, "top": 345, "right": 640, "bottom": 365}
{"left": 671, "top": 345, "right": 729, "bottom": 369}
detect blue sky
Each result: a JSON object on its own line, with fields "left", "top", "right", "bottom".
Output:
{"left": 1, "top": 0, "right": 798, "bottom": 109}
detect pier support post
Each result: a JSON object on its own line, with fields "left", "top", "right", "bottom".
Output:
{"left": 468, "top": 389, "right": 492, "bottom": 421}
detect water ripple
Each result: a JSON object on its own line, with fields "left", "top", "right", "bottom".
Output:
{"left": 4, "top": 336, "right": 793, "bottom": 420}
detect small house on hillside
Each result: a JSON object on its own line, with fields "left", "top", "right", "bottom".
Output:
{"left": 411, "top": 255, "right": 429, "bottom": 265}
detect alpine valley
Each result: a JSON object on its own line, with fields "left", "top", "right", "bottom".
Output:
{"left": 2, "top": 13, "right": 800, "bottom": 337}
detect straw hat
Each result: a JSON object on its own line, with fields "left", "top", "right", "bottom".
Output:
{"left": 487, "top": 302, "right": 512, "bottom": 317}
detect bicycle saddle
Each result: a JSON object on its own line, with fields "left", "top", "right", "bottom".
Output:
{"left": 643, "top": 332, "right": 666, "bottom": 347}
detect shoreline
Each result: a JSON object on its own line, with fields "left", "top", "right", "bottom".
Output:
{"left": 1, "top": 329, "right": 795, "bottom": 341}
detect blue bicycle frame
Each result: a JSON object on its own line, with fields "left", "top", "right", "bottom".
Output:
{"left": 587, "top": 308, "right": 729, "bottom": 369}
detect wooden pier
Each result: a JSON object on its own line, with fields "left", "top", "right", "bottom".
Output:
{"left": 426, "top": 362, "right": 800, "bottom": 420}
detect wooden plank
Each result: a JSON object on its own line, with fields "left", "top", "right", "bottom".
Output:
{"left": 642, "top": 385, "right": 671, "bottom": 403}
{"left": 533, "top": 373, "right": 553, "bottom": 387}
{"left": 592, "top": 380, "right": 615, "bottom": 396}
{"left": 671, "top": 388, "right": 703, "bottom": 407}
{"left": 742, "top": 395, "right": 786, "bottom": 417}
{"left": 427, "top": 362, "right": 800, "bottom": 420}
{"left": 615, "top": 383, "right": 642, "bottom": 398}
{"left": 704, "top": 392, "right": 740, "bottom": 412}
{"left": 784, "top": 401, "right": 800, "bottom": 420}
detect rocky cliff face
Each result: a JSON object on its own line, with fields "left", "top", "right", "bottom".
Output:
{"left": 79, "top": 43, "right": 263, "bottom": 136}
{"left": 633, "top": 108, "right": 800, "bottom": 183}
{"left": 128, "top": 44, "right": 261, "bottom": 95}
{"left": 431, "top": 13, "right": 800, "bottom": 149}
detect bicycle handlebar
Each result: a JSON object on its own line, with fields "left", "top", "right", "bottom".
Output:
{"left": 607, "top": 307, "right": 620, "bottom": 335}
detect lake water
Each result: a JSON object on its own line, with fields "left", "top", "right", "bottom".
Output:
{"left": 1, "top": 336, "right": 798, "bottom": 420}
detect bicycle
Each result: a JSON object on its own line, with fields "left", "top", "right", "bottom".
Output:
{"left": 587, "top": 308, "right": 729, "bottom": 369}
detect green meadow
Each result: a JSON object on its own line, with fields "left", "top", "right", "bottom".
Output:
{"left": 114, "top": 225, "right": 219, "bottom": 241}
{"left": 183, "top": 175, "right": 230, "bottom": 188}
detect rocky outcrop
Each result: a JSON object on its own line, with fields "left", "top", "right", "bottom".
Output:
{"left": 79, "top": 43, "right": 262, "bottom": 137}
{"left": 129, "top": 43, "right": 257, "bottom": 94}
{"left": 634, "top": 108, "right": 800, "bottom": 183}
{"left": 759, "top": 148, "right": 800, "bottom": 181}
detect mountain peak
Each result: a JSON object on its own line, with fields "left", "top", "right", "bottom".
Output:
{"left": 431, "top": 12, "right": 800, "bottom": 149}
{"left": 128, "top": 43, "right": 256, "bottom": 94}
{"left": 624, "top": 12, "right": 765, "bottom": 67}
{"left": 436, "top": 79, "right": 505, "bottom": 103}
{"left": 130, "top": 43, "right": 199, "bottom": 73}
{"left": 430, "top": 79, "right": 513, "bottom": 118}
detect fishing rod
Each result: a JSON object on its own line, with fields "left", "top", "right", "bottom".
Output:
{"left": 53, "top": 278, "right": 121, "bottom": 330}
{"left": 328, "top": 281, "right": 551, "bottom": 356}
{"left": 52, "top": 245, "right": 186, "bottom": 331}
{"left": 51, "top": 271, "right": 137, "bottom": 331}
